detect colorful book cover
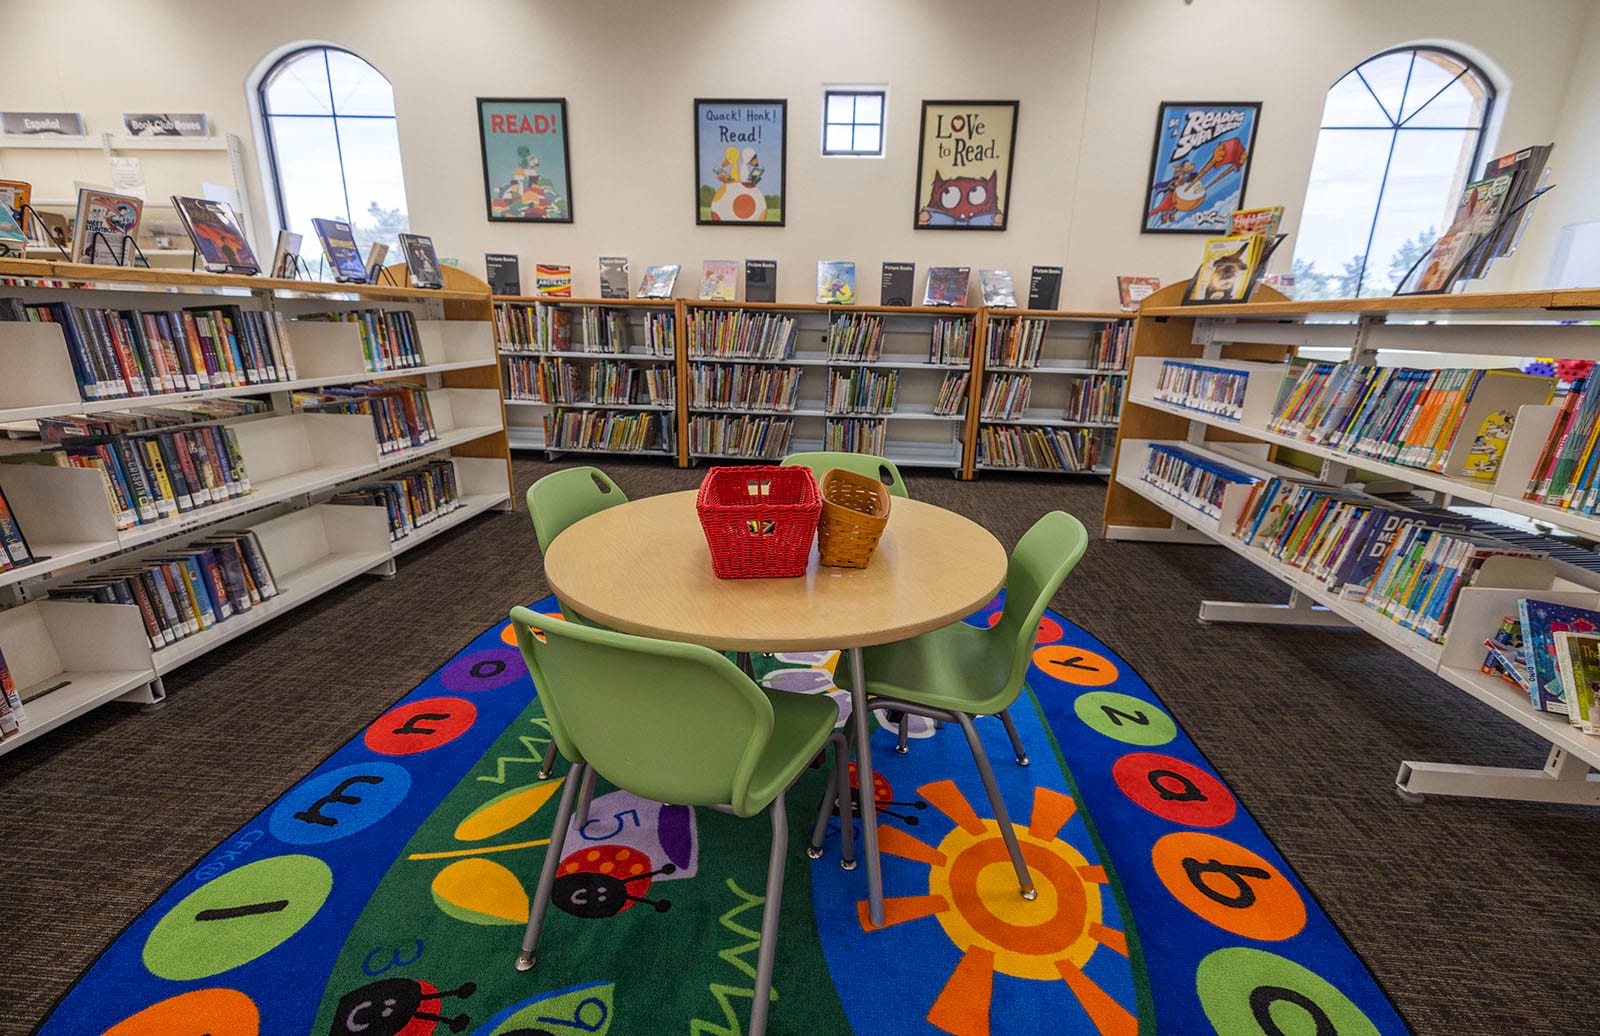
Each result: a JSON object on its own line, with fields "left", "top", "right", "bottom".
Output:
{"left": 637, "top": 264, "right": 680, "bottom": 299}
{"left": 310, "top": 218, "right": 366, "bottom": 283}
{"left": 0, "top": 179, "right": 30, "bottom": 237}
{"left": 1229, "top": 205, "right": 1284, "bottom": 239}
{"left": 71, "top": 188, "right": 143, "bottom": 266}
{"left": 923, "top": 266, "right": 970, "bottom": 307}
{"left": 1462, "top": 408, "right": 1516, "bottom": 480}
{"left": 1409, "top": 173, "right": 1516, "bottom": 293}
{"left": 744, "top": 259, "right": 777, "bottom": 303}
{"left": 0, "top": 201, "right": 25, "bottom": 248}
{"left": 484, "top": 253, "right": 521, "bottom": 295}
{"left": 1117, "top": 275, "right": 1161, "bottom": 311}
{"left": 1553, "top": 630, "right": 1600, "bottom": 733}
{"left": 817, "top": 261, "right": 856, "bottom": 304}
{"left": 535, "top": 263, "right": 572, "bottom": 297}
{"left": 979, "top": 269, "right": 1016, "bottom": 308}
{"left": 700, "top": 260, "right": 738, "bottom": 301}
{"left": 1027, "top": 266, "right": 1063, "bottom": 310}
{"left": 1185, "top": 236, "right": 1259, "bottom": 304}
{"left": 880, "top": 262, "right": 915, "bottom": 307}
{"left": 599, "top": 256, "right": 630, "bottom": 299}
{"left": 1517, "top": 598, "right": 1600, "bottom": 714}
{"left": 398, "top": 233, "right": 443, "bottom": 289}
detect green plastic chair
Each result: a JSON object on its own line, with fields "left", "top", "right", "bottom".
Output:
{"left": 506, "top": 608, "right": 853, "bottom": 1036}
{"left": 781, "top": 451, "right": 909, "bottom": 498}
{"left": 833, "top": 510, "right": 1088, "bottom": 901}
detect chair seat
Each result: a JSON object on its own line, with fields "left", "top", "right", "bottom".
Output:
{"left": 834, "top": 621, "right": 1014, "bottom": 716}
{"left": 745, "top": 688, "right": 840, "bottom": 814}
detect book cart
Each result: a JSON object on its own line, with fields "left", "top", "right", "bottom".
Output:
{"left": 0, "top": 258, "right": 513, "bottom": 754}
{"left": 1103, "top": 281, "right": 1600, "bottom": 807}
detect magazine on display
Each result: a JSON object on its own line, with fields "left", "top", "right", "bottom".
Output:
{"left": 172, "top": 196, "right": 259, "bottom": 274}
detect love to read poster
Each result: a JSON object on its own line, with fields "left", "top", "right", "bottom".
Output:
{"left": 1143, "top": 102, "right": 1261, "bottom": 234}
{"left": 914, "top": 101, "right": 1018, "bottom": 231}
{"left": 695, "top": 99, "right": 785, "bottom": 225}
{"left": 477, "top": 98, "right": 573, "bottom": 222}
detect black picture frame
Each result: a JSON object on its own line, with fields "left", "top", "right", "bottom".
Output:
{"left": 476, "top": 97, "right": 575, "bottom": 224}
{"left": 693, "top": 98, "right": 787, "bottom": 227}
{"left": 913, "top": 100, "right": 1019, "bottom": 232}
{"left": 1142, "top": 101, "right": 1262, "bottom": 235}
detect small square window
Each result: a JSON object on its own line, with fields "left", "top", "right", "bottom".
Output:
{"left": 823, "top": 88, "right": 886, "bottom": 157}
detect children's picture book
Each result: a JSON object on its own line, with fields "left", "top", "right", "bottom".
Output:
{"left": 1118, "top": 275, "right": 1161, "bottom": 311}
{"left": 637, "top": 264, "right": 680, "bottom": 299}
{"left": 311, "top": 217, "right": 366, "bottom": 283}
{"left": 1403, "top": 172, "right": 1515, "bottom": 294}
{"left": 1462, "top": 409, "right": 1516, "bottom": 480}
{"left": 924, "top": 266, "right": 971, "bottom": 307}
{"left": 701, "top": 259, "right": 739, "bottom": 301}
{"left": 881, "top": 262, "right": 915, "bottom": 307}
{"left": 744, "top": 259, "right": 777, "bottom": 303}
{"left": 599, "top": 256, "right": 630, "bottom": 299}
{"left": 363, "top": 242, "right": 389, "bottom": 284}
{"left": 71, "top": 187, "right": 143, "bottom": 266}
{"left": 0, "top": 179, "right": 31, "bottom": 236}
{"left": 535, "top": 263, "right": 572, "bottom": 297}
{"left": 399, "top": 233, "right": 444, "bottom": 289}
{"left": 1027, "top": 266, "right": 1063, "bottom": 310}
{"left": 979, "top": 269, "right": 1016, "bottom": 308}
{"left": 1184, "top": 236, "right": 1260, "bottom": 304}
{"left": 0, "top": 202, "right": 26, "bottom": 250}
{"left": 1518, "top": 597, "right": 1600, "bottom": 715}
{"left": 485, "top": 253, "right": 521, "bottom": 295}
{"left": 1229, "top": 205, "right": 1284, "bottom": 239}
{"left": 817, "top": 261, "right": 856, "bottom": 304}
{"left": 270, "top": 230, "right": 302, "bottom": 279}
{"left": 1553, "top": 630, "right": 1600, "bottom": 733}
{"left": 1143, "top": 101, "right": 1260, "bottom": 234}
{"left": 1481, "top": 614, "right": 1530, "bottom": 692}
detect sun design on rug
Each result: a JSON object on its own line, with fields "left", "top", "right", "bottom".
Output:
{"left": 860, "top": 779, "right": 1136, "bottom": 1036}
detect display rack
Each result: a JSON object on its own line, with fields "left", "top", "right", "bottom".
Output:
{"left": 1103, "top": 281, "right": 1600, "bottom": 807}
{"left": 0, "top": 258, "right": 513, "bottom": 754}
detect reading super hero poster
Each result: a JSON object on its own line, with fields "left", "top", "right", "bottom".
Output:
{"left": 1143, "top": 102, "right": 1261, "bottom": 234}
{"left": 695, "top": 99, "right": 786, "bottom": 226}
{"left": 477, "top": 98, "right": 573, "bottom": 223}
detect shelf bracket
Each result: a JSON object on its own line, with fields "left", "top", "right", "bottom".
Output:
{"left": 119, "top": 678, "right": 166, "bottom": 709}
{"left": 1396, "top": 747, "right": 1600, "bottom": 806}
{"left": 1197, "top": 589, "right": 1355, "bottom": 628}
{"left": 1104, "top": 522, "right": 1210, "bottom": 544}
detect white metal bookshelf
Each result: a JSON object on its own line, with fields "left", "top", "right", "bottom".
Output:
{"left": 0, "top": 259, "right": 513, "bottom": 755}
{"left": 1104, "top": 284, "right": 1600, "bottom": 807}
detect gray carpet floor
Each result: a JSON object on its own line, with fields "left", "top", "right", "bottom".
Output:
{"left": 1, "top": 456, "right": 1596, "bottom": 1035}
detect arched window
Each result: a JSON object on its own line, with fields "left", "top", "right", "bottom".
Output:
{"left": 258, "top": 46, "right": 409, "bottom": 263}
{"left": 1291, "top": 47, "right": 1495, "bottom": 299}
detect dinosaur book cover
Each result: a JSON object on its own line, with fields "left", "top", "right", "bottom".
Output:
{"left": 1144, "top": 102, "right": 1261, "bottom": 234}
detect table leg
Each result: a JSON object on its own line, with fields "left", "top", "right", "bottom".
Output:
{"left": 848, "top": 646, "right": 884, "bottom": 928}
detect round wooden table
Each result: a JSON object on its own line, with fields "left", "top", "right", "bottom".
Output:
{"left": 544, "top": 489, "right": 1007, "bottom": 925}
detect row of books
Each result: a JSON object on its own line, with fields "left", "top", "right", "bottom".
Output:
{"left": 826, "top": 368, "right": 899, "bottom": 415}
{"left": 1483, "top": 600, "right": 1599, "bottom": 731}
{"left": 827, "top": 313, "right": 884, "bottom": 361}
{"left": 1523, "top": 376, "right": 1600, "bottom": 511}
{"left": 4, "top": 299, "right": 297, "bottom": 400}
{"left": 985, "top": 317, "right": 1047, "bottom": 369}
{"left": 689, "top": 363, "right": 802, "bottom": 412}
{"left": 934, "top": 372, "right": 970, "bottom": 416}
{"left": 329, "top": 460, "right": 462, "bottom": 542}
{"left": 1139, "top": 444, "right": 1260, "bottom": 520}
{"left": 495, "top": 302, "right": 572, "bottom": 352}
{"left": 50, "top": 530, "right": 280, "bottom": 652}
{"left": 47, "top": 424, "right": 250, "bottom": 531}
{"left": 300, "top": 310, "right": 425, "bottom": 372}
{"left": 981, "top": 374, "right": 1033, "bottom": 419}
{"left": 1090, "top": 321, "right": 1133, "bottom": 371}
{"left": 0, "top": 647, "right": 25, "bottom": 741}
{"left": 35, "top": 399, "right": 270, "bottom": 444}
{"left": 1154, "top": 360, "right": 1250, "bottom": 421}
{"left": 981, "top": 425, "right": 1105, "bottom": 472}
{"left": 544, "top": 410, "right": 665, "bottom": 452}
{"left": 930, "top": 318, "right": 974, "bottom": 364}
{"left": 504, "top": 358, "right": 674, "bottom": 407}
{"left": 0, "top": 486, "right": 33, "bottom": 572}
{"left": 295, "top": 384, "right": 436, "bottom": 456}
{"left": 687, "top": 310, "right": 798, "bottom": 360}
{"left": 688, "top": 415, "right": 793, "bottom": 459}
{"left": 493, "top": 303, "right": 675, "bottom": 357}
{"left": 824, "top": 418, "right": 887, "bottom": 454}
{"left": 1065, "top": 375, "right": 1122, "bottom": 424}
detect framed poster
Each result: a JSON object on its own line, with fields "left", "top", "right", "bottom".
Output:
{"left": 694, "top": 99, "right": 786, "bottom": 226}
{"left": 913, "top": 100, "right": 1018, "bottom": 231}
{"left": 1143, "top": 101, "right": 1260, "bottom": 234}
{"left": 477, "top": 98, "right": 573, "bottom": 223}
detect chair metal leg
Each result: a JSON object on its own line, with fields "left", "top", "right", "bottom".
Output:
{"left": 807, "top": 763, "right": 837, "bottom": 860}
{"left": 517, "top": 763, "right": 585, "bottom": 971}
{"left": 749, "top": 791, "right": 788, "bottom": 1036}
{"left": 954, "top": 713, "right": 1036, "bottom": 900}
{"left": 574, "top": 763, "right": 597, "bottom": 829}
{"left": 999, "top": 708, "right": 1029, "bottom": 766}
{"left": 896, "top": 712, "right": 910, "bottom": 755}
{"left": 807, "top": 734, "right": 855, "bottom": 869}
{"left": 537, "top": 740, "right": 559, "bottom": 780}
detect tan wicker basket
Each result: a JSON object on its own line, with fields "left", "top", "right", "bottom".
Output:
{"left": 816, "top": 468, "right": 891, "bottom": 569}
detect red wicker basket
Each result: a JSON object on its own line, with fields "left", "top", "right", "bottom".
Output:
{"left": 696, "top": 465, "right": 822, "bottom": 579}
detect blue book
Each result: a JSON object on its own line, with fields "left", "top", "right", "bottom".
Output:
{"left": 1517, "top": 598, "right": 1600, "bottom": 714}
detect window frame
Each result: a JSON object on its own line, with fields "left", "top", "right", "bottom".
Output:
{"left": 821, "top": 87, "right": 887, "bottom": 158}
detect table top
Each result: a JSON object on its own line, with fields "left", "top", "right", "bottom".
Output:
{"left": 543, "top": 490, "right": 1007, "bottom": 652}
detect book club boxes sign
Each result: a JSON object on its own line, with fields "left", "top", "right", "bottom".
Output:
{"left": 694, "top": 100, "right": 786, "bottom": 226}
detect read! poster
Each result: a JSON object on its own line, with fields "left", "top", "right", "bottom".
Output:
{"left": 477, "top": 98, "right": 573, "bottom": 223}
{"left": 914, "top": 100, "right": 1018, "bottom": 231}
{"left": 1143, "top": 101, "right": 1260, "bottom": 234}
{"left": 695, "top": 99, "right": 785, "bottom": 225}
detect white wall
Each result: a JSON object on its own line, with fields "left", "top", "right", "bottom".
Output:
{"left": 0, "top": 0, "right": 1590, "bottom": 306}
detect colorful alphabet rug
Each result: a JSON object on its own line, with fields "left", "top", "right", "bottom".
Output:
{"left": 40, "top": 594, "right": 1410, "bottom": 1036}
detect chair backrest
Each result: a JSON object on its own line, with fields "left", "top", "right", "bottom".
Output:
{"left": 526, "top": 466, "right": 627, "bottom": 552}
{"left": 991, "top": 511, "right": 1090, "bottom": 695}
{"left": 781, "top": 452, "right": 909, "bottom": 498}
{"left": 507, "top": 607, "right": 778, "bottom": 816}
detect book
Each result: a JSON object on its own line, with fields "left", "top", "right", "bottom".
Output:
{"left": 1117, "top": 276, "right": 1160, "bottom": 312}
{"left": 535, "top": 263, "right": 572, "bottom": 297}
{"left": 0, "top": 201, "right": 25, "bottom": 250}
{"left": 1519, "top": 598, "right": 1600, "bottom": 714}
{"left": 0, "top": 644, "right": 23, "bottom": 740}
{"left": 637, "top": 264, "right": 680, "bottom": 299}
{"left": 924, "top": 266, "right": 971, "bottom": 307}
{"left": 1027, "top": 266, "right": 1062, "bottom": 310}
{"left": 599, "top": 256, "right": 630, "bottom": 299}
{"left": 1476, "top": 143, "right": 1554, "bottom": 273}
{"left": 701, "top": 260, "right": 738, "bottom": 302}
{"left": 169, "top": 196, "right": 258, "bottom": 274}
{"left": 1229, "top": 206, "right": 1284, "bottom": 239}
{"left": 880, "top": 262, "right": 915, "bottom": 307}
{"left": 816, "top": 261, "right": 856, "bottom": 304}
{"left": 744, "top": 259, "right": 777, "bottom": 303}
{"left": 1408, "top": 173, "right": 1516, "bottom": 293}
{"left": 1462, "top": 409, "right": 1517, "bottom": 480}
{"left": 979, "top": 269, "right": 1016, "bottom": 308}
{"left": 270, "top": 230, "right": 302, "bottom": 279}
{"left": 363, "top": 242, "right": 389, "bottom": 284}
{"left": 311, "top": 217, "right": 366, "bottom": 283}
{"left": 1185, "top": 236, "right": 1260, "bottom": 304}
{"left": 398, "top": 233, "right": 443, "bottom": 289}
{"left": 71, "top": 188, "right": 143, "bottom": 266}
{"left": 1481, "top": 615, "right": 1530, "bottom": 692}
{"left": 0, "top": 179, "right": 31, "bottom": 240}
{"left": 1553, "top": 630, "right": 1600, "bottom": 734}
{"left": 485, "top": 253, "right": 521, "bottom": 295}
{"left": 0, "top": 483, "right": 35, "bottom": 571}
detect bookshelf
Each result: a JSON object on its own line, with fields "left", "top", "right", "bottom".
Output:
{"left": 1103, "top": 281, "right": 1600, "bottom": 807}
{"left": 0, "top": 258, "right": 513, "bottom": 754}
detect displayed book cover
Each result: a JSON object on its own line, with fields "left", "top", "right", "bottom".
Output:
{"left": 1229, "top": 205, "right": 1284, "bottom": 239}
{"left": 923, "top": 266, "right": 971, "bottom": 307}
{"left": 701, "top": 259, "right": 739, "bottom": 301}
{"left": 1481, "top": 615, "right": 1530, "bottom": 692}
{"left": 979, "top": 268, "right": 1017, "bottom": 308}
{"left": 0, "top": 202, "right": 25, "bottom": 249}
{"left": 363, "top": 242, "right": 389, "bottom": 284}
{"left": 1027, "top": 266, "right": 1063, "bottom": 310}
{"left": 1184, "top": 236, "right": 1260, "bottom": 305}
{"left": 817, "top": 260, "right": 856, "bottom": 305}
{"left": 1517, "top": 597, "right": 1600, "bottom": 715}
{"left": 881, "top": 262, "right": 915, "bottom": 307}
{"left": 171, "top": 196, "right": 258, "bottom": 274}
{"left": 0, "top": 179, "right": 31, "bottom": 236}
{"left": 71, "top": 187, "right": 143, "bottom": 266}
{"left": 637, "top": 263, "right": 680, "bottom": 299}
{"left": 1118, "top": 275, "right": 1161, "bottom": 311}
{"left": 744, "top": 259, "right": 777, "bottom": 303}
{"left": 535, "top": 263, "right": 572, "bottom": 297}
{"left": 1462, "top": 409, "right": 1516, "bottom": 480}
{"left": 398, "top": 233, "right": 444, "bottom": 289}
{"left": 311, "top": 217, "right": 366, "bottom": 283}
{"left": 1553, "top": 630, "right": 1600, "bottom": 733}
{"left": 0, "top": 484, "right": 34, "bottom": 569}
{"left": 1405, "top": 172, "right": 1516, "bottom": 294}
{"left": 1476, "top": 143, "right": 1554, "bottom": 272}
{"left": 270, "top": 230, "right": 302, "bottom": 279}
{"left": 599, "top": 256, "right": 630, "bottom": 299}
{"left": 485, "top": 253, "right": 521, "bottom": 295}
